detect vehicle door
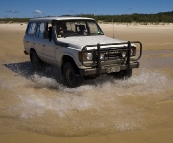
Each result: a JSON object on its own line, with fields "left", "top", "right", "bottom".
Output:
{"left": 35, "top": 22, "right": 56, "bottom": 64}
{"left": 34, "top": 22, "right": 46, "bottom": 59}
{"left": 23, "top": 22, "right": 37, "bottom": 52}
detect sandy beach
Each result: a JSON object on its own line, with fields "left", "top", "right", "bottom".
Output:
{"left": 0, "top": 23, "right": 173, "bottom": 143}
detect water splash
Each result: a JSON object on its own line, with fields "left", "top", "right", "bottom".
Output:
{"left": 3, "top": 69, "right": 173, "bottom": 136}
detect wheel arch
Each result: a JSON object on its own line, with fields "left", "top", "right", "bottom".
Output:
{"left": 61, "top": 55, "right": 79, "bottom": 75}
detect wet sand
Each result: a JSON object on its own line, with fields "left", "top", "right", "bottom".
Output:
{"left": 0, "top": 23, "right": 173, "bottom": 143}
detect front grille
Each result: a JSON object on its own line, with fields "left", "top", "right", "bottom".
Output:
{"left": 94, "top": 48, "right": 127, "bottom": 61}
{"left": 103, "top": 50, "right": 122, "bottom": 59}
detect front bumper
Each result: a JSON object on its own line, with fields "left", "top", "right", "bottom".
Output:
{"left": 79, "top": 41, "right": 142, "bottom": 76}
{"left": 79, "top": 61, "right": 140, "bottom": 76}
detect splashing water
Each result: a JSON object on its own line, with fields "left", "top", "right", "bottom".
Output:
{"left": 1, "top": 69, "right": 173, "bottom": 136}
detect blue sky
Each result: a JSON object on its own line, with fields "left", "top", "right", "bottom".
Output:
{"left": 0, "top": 0, "right": 172, "bottom": 18}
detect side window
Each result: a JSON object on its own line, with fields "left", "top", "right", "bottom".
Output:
{"left": 35, "top": 22, "right": 46, "bottom": 38}
{"left": 27, "top": 22, "right": 37, "bottom": 35}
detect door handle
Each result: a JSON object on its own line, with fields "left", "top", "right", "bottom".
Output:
{"left": 43, "top": 44, "right": 46, "bottom": 47}
{"left": 33, "top": 43, "right": 35, "bottom": 45}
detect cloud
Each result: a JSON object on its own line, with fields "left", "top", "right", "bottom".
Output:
{"left": 33, "top": 10, "right": 43, "bottom": 15}
{"left": 6, "top": 10, "right": 20, "bottom": 13}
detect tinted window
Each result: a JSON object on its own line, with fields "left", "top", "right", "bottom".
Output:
{"left": 27, "top": 22, "right": 37, "bottom": 35}
{"left": 35, "top": 22, "right": 46, "bottom": 38}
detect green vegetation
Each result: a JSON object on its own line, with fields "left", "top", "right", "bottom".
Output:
{"left": 0, "top": 18, "right": 30, "bottom": 23}
{"left": 78, "top": 11, "right": 173, "bottom": 23}
{"left": 0, "top": 11, "right": 173, "bottom": 23}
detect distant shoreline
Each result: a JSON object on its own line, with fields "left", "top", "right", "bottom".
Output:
{"left": 0, "top": 11, "right": 173, "bottom": 23}
{"left": 0, "top": 22, "right": 172, "bottom": 26}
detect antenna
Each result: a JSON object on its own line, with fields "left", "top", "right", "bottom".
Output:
{"left": 112, "top": 19, "right": 114, "bottom": 38}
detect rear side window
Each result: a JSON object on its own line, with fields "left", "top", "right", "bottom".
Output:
{"left": 27, "top": 22, "right": 37, "bottom": 35}
{"left": 35, "top": 22, "right": 46, "bottom": 38}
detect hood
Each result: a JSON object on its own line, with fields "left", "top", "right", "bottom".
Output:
{"left": 58, "top": 35, "right": 128, "bottom": 50}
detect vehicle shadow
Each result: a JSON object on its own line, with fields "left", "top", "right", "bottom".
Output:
{"left": 3, "top": 61, "right": 63, "bottom": 84}
{"left": 3, "top": 61, "right": 113, "bottom": 88}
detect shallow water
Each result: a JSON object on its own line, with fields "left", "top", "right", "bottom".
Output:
{"left": 1, "top": 64, "right": 173, "bottom": 136}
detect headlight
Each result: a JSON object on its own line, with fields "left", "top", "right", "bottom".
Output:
{"left": 100, "top": 53, "right": 105, "bottom": 60}
{"left": 131, "top": 49, "right": 134, "bottom": 56}
{"left": 121, "top": 51, "right": 126, "bottom": 57}
{"left": 86, "top": 53, "right": 93, "bottom": 60}
{"left": 79, "top": 52, "right": 93, "bottom": 61}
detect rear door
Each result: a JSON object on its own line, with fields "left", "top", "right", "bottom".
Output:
{"left": 34, "top": 22, "right": 45, "bottom": 58}
{"left": 35, "top": 22, "right": 56, "bottom": 64}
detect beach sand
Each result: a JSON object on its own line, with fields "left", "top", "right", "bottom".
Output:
{"left": 0, "top": 23, "right": 173, "bottom": 143}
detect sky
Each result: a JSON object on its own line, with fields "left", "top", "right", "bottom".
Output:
{"left": 0, "top": 0, "right": 173, "bottom": 18}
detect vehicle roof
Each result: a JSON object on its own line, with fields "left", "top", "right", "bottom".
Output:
{"left": 29, "top": 17, "right": 94, "bottom": 22}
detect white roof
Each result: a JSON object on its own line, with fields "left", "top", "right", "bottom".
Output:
{"left": 30, "top": 17, "right": 94, "bottom": 22}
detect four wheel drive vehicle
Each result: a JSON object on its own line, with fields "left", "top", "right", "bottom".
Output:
{"left": 23, "top": 17, "right": 142, "bottom": 88}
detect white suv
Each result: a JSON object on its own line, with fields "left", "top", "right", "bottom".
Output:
{"left": 23, "top": 17, "right": 142, "bottom": 88}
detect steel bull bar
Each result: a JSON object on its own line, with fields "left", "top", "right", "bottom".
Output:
{"left": 80, "top": 41, "right": 142, "bottom": 75}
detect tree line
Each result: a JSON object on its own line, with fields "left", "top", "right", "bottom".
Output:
{"left": 77, "top": 11, "right": 173, "bottom": 23}
{"left": 0, "top": 11, "right": 173, "bottom": 23}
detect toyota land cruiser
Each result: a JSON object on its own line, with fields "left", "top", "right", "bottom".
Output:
{"left": 23, "top": 17, "right": 142, "bottom": 88}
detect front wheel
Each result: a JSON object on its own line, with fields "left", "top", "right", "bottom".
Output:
{"left": 63, "top": 62, "right": 84, "bottom": 88}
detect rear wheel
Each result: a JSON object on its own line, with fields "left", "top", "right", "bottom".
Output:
{"left": 63, "top": 62, "right": 83, "bottom": 88}
{"left": 30, "top": 51, "right": 44, "bottom": 72}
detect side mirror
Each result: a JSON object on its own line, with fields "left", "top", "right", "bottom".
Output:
{"left": 43, "top": 31, "right": 49, "bottom": 39}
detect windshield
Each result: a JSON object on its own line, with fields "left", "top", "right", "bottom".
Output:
{"left": 55, "top": 20, "right": 104, "bottom": 38}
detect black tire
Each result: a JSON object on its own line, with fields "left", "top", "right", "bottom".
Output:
{"left": 63, "top": 62, "right": 84, "bottom": 88}
{"left": 30, "top": 51, "right": 44, "bottom": 72}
